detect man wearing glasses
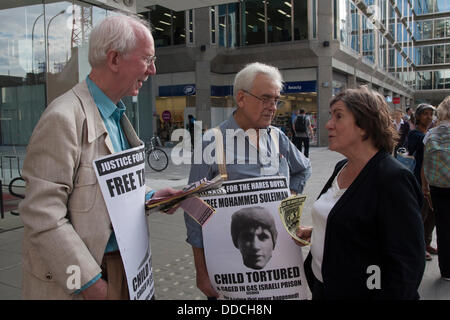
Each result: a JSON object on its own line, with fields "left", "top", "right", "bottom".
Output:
{"left": 20, "top": 15, "right": 180, "bottom": 300}
{"left": 184, "top": 62, "right": 312, "bottom": 298}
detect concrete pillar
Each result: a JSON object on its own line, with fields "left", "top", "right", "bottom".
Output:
{"left": 317, "top": 58, "right": 333, "bottom": 147}
{"left": 314, "top": 0, "right": 334, "bottom": 147}
{"left": 195, "top": 60, "right": 212, "bottom": 130}
{"left": 347, "top": 74, "right": 357, "bottom": 89}
{"left": 194, "top": 7, "right": 212, "bottom": 130}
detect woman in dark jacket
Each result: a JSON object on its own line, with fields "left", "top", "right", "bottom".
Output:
{"left": 296, "top": 86, "right": 425, "bottom": 300}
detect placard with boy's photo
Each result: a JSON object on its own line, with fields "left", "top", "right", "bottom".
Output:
{"left": 201, "top": 176, "right": 308, "bottom": 300}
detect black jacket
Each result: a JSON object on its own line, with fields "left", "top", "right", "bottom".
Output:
{"left": 304, "top": 150, "right": 425, "bottom": 299}
{"left": 407, "top": 129, "right": 425, "bottom": 186}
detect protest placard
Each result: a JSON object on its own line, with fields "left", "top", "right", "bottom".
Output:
{"left": 93, "top": 145, "right": 154, "bottom": 300}
{"left": 201, "top": 176, "right": 308, "bottom": 300}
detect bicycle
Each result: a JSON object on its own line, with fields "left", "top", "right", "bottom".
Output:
{"left": 145, "top": 136, "right": 169, "bottom": 172}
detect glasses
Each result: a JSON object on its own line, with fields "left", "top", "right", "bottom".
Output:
{"left": 142, "top": 55, "right": 157, "bottom": 66}
{"left": 242, "top": 90, "right": 283, "bottom": 108}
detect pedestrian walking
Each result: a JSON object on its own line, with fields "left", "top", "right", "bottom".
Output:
{"left": 292, "top": 109, "right": 313, "bottom": 157}
{"left": 407, "top": 103, "right": 436, "bottom": 261}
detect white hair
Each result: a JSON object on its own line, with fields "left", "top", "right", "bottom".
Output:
{"left": 88, "top": 15, "right": 152, "bottom": 68}
{"left": 233, "top": 62, "right": 283, "bottom": 101}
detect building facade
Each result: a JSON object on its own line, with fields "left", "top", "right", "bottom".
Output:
{"left": 0, "top": 0, "right": 449, "bottom": 149}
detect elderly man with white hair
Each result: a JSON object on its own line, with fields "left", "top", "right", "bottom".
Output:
{"left": 19, "top": 14, "right": 179, "bottom": 300}
{"left": 184, "top": 62, "right": 311, "bottom": 298}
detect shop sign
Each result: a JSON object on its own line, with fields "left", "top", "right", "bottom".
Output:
{"left": 183, "top": 85, "right": 196, "bottom": 95}
{"left": 211, "top": 85, "right": 234, "bottom": 97}
{"left": 282, "top": 81, "right": 317, "bottom": 93}
{"left": 159, "top": 84, "right": 196, "bottom": 97}
{"left": 393, "top": 97, "right": 401, "bottom": 104}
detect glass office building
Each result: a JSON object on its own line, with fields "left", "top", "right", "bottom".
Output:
{"left": 1, "top": 0, "right": 449, "bottom": 149}
{"left": 0, "top": 0, "right": 146, "bottom": 148}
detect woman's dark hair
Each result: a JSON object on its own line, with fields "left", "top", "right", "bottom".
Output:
{"left": 329, "top": 86, "right": 399, "bottom": 153}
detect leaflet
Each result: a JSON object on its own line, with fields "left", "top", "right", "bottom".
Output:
{"left": 278, "top": 195, "right": 309, "bottom": 246}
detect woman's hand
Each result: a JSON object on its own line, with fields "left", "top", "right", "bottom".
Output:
{"left": 294, "top": 226, "right": 313, "bottom": 247}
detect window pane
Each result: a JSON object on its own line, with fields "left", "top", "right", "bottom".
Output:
{"left": 351, "top": 3, "right": 360, "bottom": 52}
{"left": 422, "top": 45, "right": 433, "bottom": 64}
{"left": 293, "top": 0, "right": 308, "bottom": 40}
{"left": 436, "top": 0, "right": 450, "bottom": 12}
{"left": 415, "top": 21, "right": 422, "bottom": 40}
{"left": 172, "top": 10, "right": 185, "bottom": 45}
{"left": 446, "top": 44, "right": 450, "bottom": 63}
{"left": 189, "top": 9, "right": 194, "bottom": 43}
{"left": 150, "top": 5, "right": 172, "bottom": 47}
{"left": 218, "top": 4, "right": 226, "bottom": 46}
{"left": 422, "top": 71, "right": 432, "bottom": 89}
{"left": 423, "top": 0, "right": 433, "bottom": 13}
{"left": 227, "top": 3, "right": 241, "bottom": 47}
{"left": 267, "top": 0, "right": 292, "bottom": 43}
{"left": 242, "top": 0, "right": 265, "bottom": 45}
{"left": 435, "top": 71, "right": 444, "bottom": 89}
{"left": 210, "top": 7, "right": 216, "bottom": 44}
{"left": 445, "top": 70, "right": 450, "bottom": 89}
{"left": 434, "top": 45, "right": 445, "bottom": 63}
{"left": 422, "top": 20, "right": 433, "bottom": 39}
{"left": 389, "top": 48, "right": 395, "bottom": 68}
{"left": 0, "top": 2, "right": 46, "bottom": 146}
{"left": 434, "top": 19, "right": 445, "bottom": 38}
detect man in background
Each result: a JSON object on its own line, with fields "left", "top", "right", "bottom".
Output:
{"left": 292, "top": 109, "right": 313, "bottom": 158}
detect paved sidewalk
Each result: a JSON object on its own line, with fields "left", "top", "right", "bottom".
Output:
{"left": 0, "top": 147, "right": 448, "bottom": 300}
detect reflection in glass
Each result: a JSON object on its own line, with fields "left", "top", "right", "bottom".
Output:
{"left": 215, "top": 3, "right": 240, "bottom": 48}
{"left": 445, "top": 69, "right": 450, "bottom": 88}
{"left": 227, "top": 3, "right": 241, "bottom": 47}
{"left": 45, "top": 1, "right": 108, "bottom": 104}
{"left": 422, "top": 45, "right": 433, "bottom": 64}
{"left": 340, "top": 0, "right": 350, "bottom": 46}
{"left": 423, "top": 71, "right": 432, "bottom": 90}
{"left": 0, "top": 3, "right": 46, "bottom": 146}
{"left": 351, "top": 3, "right": 360, "bottom": 53}
{"left": 422, "top": 20, "right": 433, "bottom": 39}
{"left": 388, "top": 47, "right": 395, "bottom": 69}
{"left": 446, "top": 44, "right": 450, "bottom": 63}
{"left": 434, "top": 19, "right": 445, "bottom": 38}
{"left": 210, "top": 7, "right": 216, "bottom": 44}
{"left": 435, "top": 71, "right": 444, "bottom": 89}
{"left": 219, "top": 4, "right": 226, "bottom": 46}
{"left": 434, "top": 45, "right": 445, "bottom": 64}
{"left": 436, "top": 0, "right": 450, "bottom": 12}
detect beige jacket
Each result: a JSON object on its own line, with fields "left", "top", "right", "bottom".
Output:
{"left": 19, "top": 81, "right": 142, "bottom": 299}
